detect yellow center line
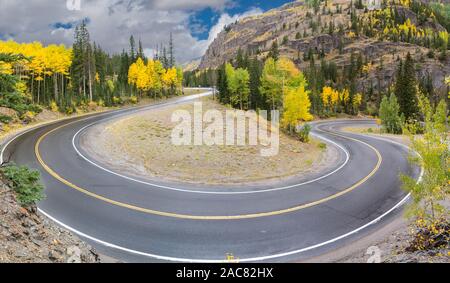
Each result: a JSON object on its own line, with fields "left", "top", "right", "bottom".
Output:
{"left": 35, "top": 121, "right": 382, "bottom": 220}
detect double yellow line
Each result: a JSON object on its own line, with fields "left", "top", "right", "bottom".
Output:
{"left": 35, "top": 121, "right": 382, "bottom": 220}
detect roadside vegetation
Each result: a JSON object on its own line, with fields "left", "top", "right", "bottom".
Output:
{"left": 0, "top": 163, "right": 99, "bottom": 262}
{"left": 1, "top": 164, "right": 44, "bottom": 207}
{"left": 375, "top": 66, "right": 449, "bottom": 256}
{"left": 401, "top": 96, "right": 449, "bottom": 254}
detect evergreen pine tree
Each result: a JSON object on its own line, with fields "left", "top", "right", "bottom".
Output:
{"left": 72, "top": 19, "right": 94, "bottom": 101}
{"left": 217, "top": 63, "right": 229, "bottom": 104}
{"left": 395, "top": 53, "right": 418, "bottom": 120}
{"left": 118, "top": 49, "right": 130, "bottom": 93}
{"left": 169, "top": 32, "right": 175, "bottom": 68}
{"left": 129, "top": 35, "right": 136, "bottom": 62}
{"left": 236, "top": 48, "right": 245, "bottom": 68}
{"left": 248, "top": 57, "right": 262, "bottom": 109}
{"left": 162, "top": 47, "right": 169, "bottom": 69}
{"left": 138, "top": 39, "right": 145, "bottom": 61}
{"left": 268, "top": 41, "right": 280, "bottom": 61}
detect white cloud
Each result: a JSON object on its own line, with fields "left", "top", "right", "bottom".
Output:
{"left": 0, "top": 0, "right": 260, "bottom": 63}
{"left": 144, "top": 48, "right": 155, "bottom": 58}
{"left": 151, "top": 0, "right": 230, "bottom": 10}
{"left": 193, "top": 8, "right": 263, "bottom": 57}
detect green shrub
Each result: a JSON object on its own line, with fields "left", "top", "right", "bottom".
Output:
{"left": 379, "top": 94, "right": 403, "bottom": 134}
{"left": 130, "top": 96, "right": 138, "bottom": 104}
{"left": 1, "top": 164, "right": 45, "bottom": 207}
{"left": 65, "top": 106, "right": 75, "bottom": 115}
{"left": 112, "top": 96, "right": 123, "bottom": 106}
{"left": 0, "top": 114, "right": 13, "bottom": 124}
{"left": 366, "top": 103, "right": 378, "bottom": 117}
{"left": 318, "top": 142, "right": 327, "bottom": 150}
{"left": 0, "top": 92, "right": 42, "bottom": 117}
{"left": 298, "top": 124, "right": 312, "bottom": 143}
{"left": 401, "top": 98, "right": 448, "bottom": 227}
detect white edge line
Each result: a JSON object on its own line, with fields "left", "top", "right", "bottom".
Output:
{"left": 70, "top": 120, "right": 351, "bottom": 195}
{"left": 37, "top": 191, "right": 416, "bottom": 263}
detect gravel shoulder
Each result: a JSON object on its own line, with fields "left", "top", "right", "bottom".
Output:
{"left": 303, "top": 212, "right": 449, "bottom": 263}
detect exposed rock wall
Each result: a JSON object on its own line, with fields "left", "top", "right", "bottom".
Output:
{"left": 0, "top": 180, "right": 100, "bottom": 263}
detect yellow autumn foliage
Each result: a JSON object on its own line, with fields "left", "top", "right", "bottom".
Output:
{"left": 0, "top": 40, "right": 72, "bottom": 79}
{"left": 128, "top": 58, "right": 182, "bottom": 95}
{"left": 282, "top": 85, "right": 313, "bottom": 130}
{"left": 321, "top": 86, "right": 339, "bottom": 107}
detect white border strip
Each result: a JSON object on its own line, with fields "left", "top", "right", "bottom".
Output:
{"left": 37, "top": 191, "right": 416, "bottom": 263}
{"left": 71, "top": 126, "right": 350, "bottom": 195}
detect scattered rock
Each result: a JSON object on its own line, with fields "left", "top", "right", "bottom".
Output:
{"left": 0, "top": 179, "right": 100, "bottom": 263}
{"left": 0, "top": 107, "right": 18, "bottom": 120}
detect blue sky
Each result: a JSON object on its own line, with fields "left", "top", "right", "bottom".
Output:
{"left": 190, "top": 0, "right": 293, "bottom": 40}
{"left": 0, "top": 0, "right": 295, "bottom": 63}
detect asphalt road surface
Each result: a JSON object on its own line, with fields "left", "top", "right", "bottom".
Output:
{"left": 1, "top": 89, "right": 420, "bottom": 262}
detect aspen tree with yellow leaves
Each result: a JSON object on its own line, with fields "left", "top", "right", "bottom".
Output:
{"left": 162, "top": 67, "right": 179, "bottom": 95}
{"left": 128, "top": 58, "right": 183, "bottom": 99}
{"left": 229, "top": 67, "right": 250, "bottom": 110}
{"left": 260, "top": 57, "right": 308, "bottom": 111}
{"left": 0, "top": 40, "right": 72, "bottom": 106}
{"left": 256, "top": 57, "right": 315, "bottom": 137}
{"left": 282, "top": 84, "right": 313, "bottom": 134}
{"left": 128, "top": 58, "right": 149, "bottom": 96}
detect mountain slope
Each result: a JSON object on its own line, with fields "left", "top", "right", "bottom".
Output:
{"left": 199, "top": 0, "right": 449, "bottom": 92}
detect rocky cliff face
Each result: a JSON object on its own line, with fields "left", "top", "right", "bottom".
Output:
{"left": 199, "top": 0, "right": 313, "bottom": 69}
{"left": 199, "top": 0, "right": 449, "bottom": 91}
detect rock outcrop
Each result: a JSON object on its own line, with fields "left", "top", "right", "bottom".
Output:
{"left": 0, "top": 180, "right": 100, "bottom": 263}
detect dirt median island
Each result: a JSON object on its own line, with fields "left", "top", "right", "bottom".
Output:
{"left": 80, "top": 98, "right": 338, "bottom": 186}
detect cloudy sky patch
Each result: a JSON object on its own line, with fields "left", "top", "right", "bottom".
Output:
{"left": 0, "top": 0, "right": 292, "bottom": 63}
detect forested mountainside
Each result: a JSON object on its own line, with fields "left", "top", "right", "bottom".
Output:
{"left": 196, "top": 0, "right": 449, "bottom": 107}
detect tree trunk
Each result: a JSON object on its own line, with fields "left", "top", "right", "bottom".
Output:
{"left": 61, "top": 74, "right": 64, "bottom": 104}
{"left": 83, "top": 66, "right": 86, "bottom": 99}
{"left": 240, "top": 93, "right": 243, "bottom": 110}
{"left": 43, "top": 75, "right": 46, "bottom": 105}
{"left": 88, "top": 65, "right": 93, "bottom": 102}
{"left": 37, "top": 80, "right": 41, "bottom": 104}
{"left": 31, "top": 74, "right": 34, "bottom": 103}
{"left": 53, "top": 74, "right": 59, "bottom": 104}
